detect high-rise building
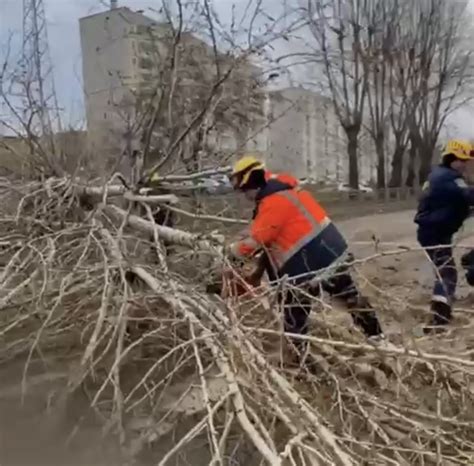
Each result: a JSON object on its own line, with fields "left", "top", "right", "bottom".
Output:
{"left": 79, "top": 7, "right": 376, "bottom": 184}
{"left": 80, "top": 8, "right": 164, "bottom": 154}
{"left": 79, "top": 6, "right": 265, "bottom": 173}
{"left": 263, "top": 87, "right": 376, "bottom": 185}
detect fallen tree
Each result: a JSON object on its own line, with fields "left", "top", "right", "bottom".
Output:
{"left": 1, "top": 173, "right": 474, "bottom": 466}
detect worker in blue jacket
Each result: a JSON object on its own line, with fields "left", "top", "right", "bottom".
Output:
{"left": 415, "top": 139, "right": 474, "bottom": 331}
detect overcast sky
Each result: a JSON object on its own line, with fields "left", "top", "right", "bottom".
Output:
{"left": 1, "top": 0, "right": 473, "bottom": 139}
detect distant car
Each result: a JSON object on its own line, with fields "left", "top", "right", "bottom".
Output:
{"left": 298, "top": 178, "right": 310, "bottom": 186}
{"left": 199, "top": 175, "right": 232, "bottom": 194}
{"left": 337, "top": 182, "right": 373, "bottom": 194}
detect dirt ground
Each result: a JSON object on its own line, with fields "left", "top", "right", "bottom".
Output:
{"left": 1, "top": 208, "right": 474, "bottom": 465}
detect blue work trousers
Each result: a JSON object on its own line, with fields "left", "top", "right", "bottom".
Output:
{"left": 418, "top": 233, "right": 457, "bottom": 305}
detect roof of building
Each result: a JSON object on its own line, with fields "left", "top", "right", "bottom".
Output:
{"left": 80, "top": 6, "right": 160, "bottom": 27}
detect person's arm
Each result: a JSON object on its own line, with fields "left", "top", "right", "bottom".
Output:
{"left": 451, "top": 178, "right": 474, "bottom": 205}
{"left": 230, "top": 196, "right": 289, "bottom": 258}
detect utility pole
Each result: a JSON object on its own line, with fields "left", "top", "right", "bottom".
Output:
{"left": 21, "top": 0, "right": 61, "bottom": 143}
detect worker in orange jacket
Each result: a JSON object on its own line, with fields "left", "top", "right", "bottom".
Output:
{"left": 228, "top": 156, "right": 385, "bottom": 357}
{"left": 230, "top": 156, "right": 299, "bottom": 285}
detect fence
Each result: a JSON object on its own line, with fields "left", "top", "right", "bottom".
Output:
{"left": 306, "top": 185, "right": 421, "bottom": 204}
{"left": 314, "top": 186, "right": 420, "bottom": 221}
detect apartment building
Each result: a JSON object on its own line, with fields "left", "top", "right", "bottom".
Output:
{"left": 79, "top": 6, "right": 264, "bottom": 173}
{"left": 80, "top": 8, "right": 145, "bottom": 151}
{"left": 79, "top": 7, "right": 376, "bottom": 184}
{"left": 261, "top": 87, "right": 376, "bottom": 185}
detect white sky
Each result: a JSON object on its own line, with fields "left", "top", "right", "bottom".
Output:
{"left": 0, "top": 0, "right": 473, "bottom": 139}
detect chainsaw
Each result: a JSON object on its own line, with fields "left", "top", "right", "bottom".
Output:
{"left": 206, "top": 254, "right": 263, "bottom": 299}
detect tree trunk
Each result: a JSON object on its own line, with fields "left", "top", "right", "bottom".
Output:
{"left": 347, "top": 131, "right": 359, "bottom": 189}
{"left": 418, "top": 144, "right": 434, "bottom": 185}
{"left": 104, "top": 204, "right": 220, "bottom": 251}
{"left": 375, "top": 134, "right": 385, "bottom": 189}
{"left": 405, "top": 143, "right": 417, "bottom": 187}
{"left": 388, "top": 145, "right": 404, "bottom": 187}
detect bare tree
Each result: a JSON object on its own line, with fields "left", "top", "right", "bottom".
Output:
{"left": 3, "top": 3, "right": 474, "bottom": 464}
{"left": 402, "top": 0, "right": 473, "bottom": 186}
{"left": 303, "top": 0, "right": 472, "bottom": 189}
{"left": 305, "top": 0, "right": 371, "bottom": 189}
{"left": 93, "top": 0, "right": 304, "bottom": 186}
{"left": 386, "top": 32, "right": 412, "bottom": 188}
{"left": 359, "top": 0, "right": 410, "bottom": 189}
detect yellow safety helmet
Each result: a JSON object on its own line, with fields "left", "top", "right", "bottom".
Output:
{"left": 442, "top": 139, "right": 474, "bottom": 161}
{"left": 230, "top": 155, "right": 265, "bottom": 189}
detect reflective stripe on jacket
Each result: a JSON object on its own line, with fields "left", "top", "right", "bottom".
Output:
{"left": 235, "top": 179, "right": 347, "bottom": 281}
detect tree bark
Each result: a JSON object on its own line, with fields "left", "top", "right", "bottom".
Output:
{"left": 405, "top": 143, "right": 417, "bottom": 188}
{"left": 388, "top": 145, "right": 405, "bottom": 188}
{"left": 347, "top": 131, "right": 359, "bottom": 189}
{"left": 418, "top": 144, "right": 434, "bottom": 185}
{"left": 104, "top": 204, "right": 223, "bottom": 251}
{"left": 375, "top": 134, "right": 385, "bottom": 189}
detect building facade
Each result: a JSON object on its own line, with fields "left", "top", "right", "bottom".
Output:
{"left": 80, "top": 7, "right": 163, "bottom": 167}
{"left": 79, "top": 7, "right": 376, "bottom": 184}
{"left": 259, "top": 87, "right": 376, "bottom": 185}
{"left": 79, "top": 7, "right": 264, "bottom": 175}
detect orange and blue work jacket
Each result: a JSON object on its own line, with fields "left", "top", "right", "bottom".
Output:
{"left": 232, "top": 179, "right": 348, "bottom": 283}
{"left": 265, "top": 170, "right": 298, "bottom": 187}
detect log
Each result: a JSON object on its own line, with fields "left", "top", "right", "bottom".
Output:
{"left": 104, "top": 205, "right": 224, "bottom": 252}
{"left": 82, "top": 184, "right": 145, "bottom": 197}
{"left": 123, "top": 193, "right": 180, "bottom": 205}
{"left": 99, "top": 228, "right": 282, "bottom": 466}
{"left": 145, "top": 166, "right": 231, "bottom": 183}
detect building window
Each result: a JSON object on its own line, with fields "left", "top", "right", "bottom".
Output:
{"left": 104, "top": 113, "right": 107, "bottom": 120}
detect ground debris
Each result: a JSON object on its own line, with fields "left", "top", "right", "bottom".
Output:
{"left": 1, "top": 177, "right": 474, "bottom": 466}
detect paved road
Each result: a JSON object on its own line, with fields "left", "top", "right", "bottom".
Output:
{"left": 338, "top": 209, "right": 417, "bottom": 244}
{"left": 338, "top": 208, "right": 474, "bottom": 266}
{"left": 337, "top": 209, "right": 474, "bottom": 313}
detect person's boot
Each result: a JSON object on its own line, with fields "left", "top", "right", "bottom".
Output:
{"left": 423, "top": 301, "right": 452, "bottom": 334}
{"left": 461, "top": 250, "right": 474, "bottom": 286}
{"left": 347, "top": 295, "right": 383, "bottom": 338}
